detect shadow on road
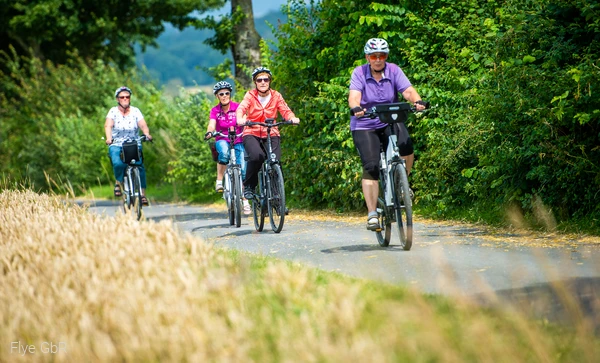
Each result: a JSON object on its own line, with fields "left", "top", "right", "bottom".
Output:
{"left": 148, "top": 212, "right": 227, "bottom": 223}
{"left": 207, "top": 230, "right": 257, "bottom": 238}
{"left": 74, "top": 199, "right": 121, "bottom": 207}
{"left": 321, "top": 244, "right": 409, "bottom": 253}
{"left": 473, "top": 277, "right": 600, "bottom": 335}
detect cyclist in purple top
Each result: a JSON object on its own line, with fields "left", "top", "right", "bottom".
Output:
{"left": 348, "top": 38, "right": 427, "bottom": 231}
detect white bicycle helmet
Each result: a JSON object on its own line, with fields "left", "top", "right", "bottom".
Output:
{"left": 213, "top": 81, "right": 233, "bottom": 94}
{"left": 114, "top": 86, "right": 132, "bottom": 98}
{"left": 364, "top": 38, "right": 390, "bottom": 55}
{"left": 251, "top": 66, "right": 272, "bottom": 80}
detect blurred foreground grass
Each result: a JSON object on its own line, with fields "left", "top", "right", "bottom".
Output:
{"left": 1, "top": 189, "right": 598, "bottom": 362}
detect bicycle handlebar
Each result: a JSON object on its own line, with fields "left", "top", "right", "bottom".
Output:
{"left": 103, "top": 135, "right": 153, "bottom": 145}
{"left": 351, "top": 101, "right": 430, "bottom": 118}
{"left": 204, "top": 130, "right": 243, "bottom": 140}
{"left": 244, "top": 118, "right": 297, "bottom": 128}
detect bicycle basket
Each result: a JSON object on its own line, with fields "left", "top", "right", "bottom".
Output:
{"left": 120, "top": 140, "right": 141, "bottom": 164}
{"left": 372, "top": 103, "right": 411, "bottom": 124}
{"left": 208, "top": 141, "right": 218, "bottom": 162}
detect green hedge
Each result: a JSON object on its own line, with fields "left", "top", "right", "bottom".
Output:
{"left": 0, "top": 48, "right": 178, "bottom": 192}
{"left": 271, "top": 0, "right": 600, "bottom": 231}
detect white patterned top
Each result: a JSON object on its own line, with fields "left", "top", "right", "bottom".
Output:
{"left": 106, "top": 106, "right": 145, "bottom": 146}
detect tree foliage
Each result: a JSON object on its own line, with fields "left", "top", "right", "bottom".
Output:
{"left": 193, "top": 0, "right": 262, "bottom": 88}
{"left": 0, "top": 0, "right": 225, "bottom": 70}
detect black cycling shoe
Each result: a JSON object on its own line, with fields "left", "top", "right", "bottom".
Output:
{"left": 243, "top": 188, "right": 255, "bottom": 200}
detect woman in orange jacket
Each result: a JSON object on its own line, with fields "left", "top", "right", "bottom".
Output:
{"left": 236, "top": 66, "right": 300, "bottom": 199}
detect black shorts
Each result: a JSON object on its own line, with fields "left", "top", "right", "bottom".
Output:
{"left": 352, "top": 124, "right": 413, "bottom": 180}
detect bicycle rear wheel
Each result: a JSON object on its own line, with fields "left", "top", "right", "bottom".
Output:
{"left": 232, "top": 168, "right": 242, "bottom": 228}
{"left": 267, "top": 164, "right": 285, "bottom": 233}
{"left": 392, "top": 164, "right": 413, "bottom": 250}
{"left": 133, "top": 168, "right": 143, "bottom": 221}
{"left": 252, "top": 170, "right": 266, "bottom": 232}
{"left": 223, "top": 171, "right": 234, "bottom": 225}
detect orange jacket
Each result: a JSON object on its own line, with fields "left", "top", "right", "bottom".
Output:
{"left": 237, "top": 88, "right": 296, "bottom": 138}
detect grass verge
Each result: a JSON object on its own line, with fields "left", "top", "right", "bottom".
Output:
{"left": 1, "top": 189, "right": 598, "bottom": 361}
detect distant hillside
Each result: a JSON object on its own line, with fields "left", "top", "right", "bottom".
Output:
{"left": 135, "top": 10, "right": 287, "bottom": 88}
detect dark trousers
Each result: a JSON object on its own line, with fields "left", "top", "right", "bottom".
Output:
{"left": 242, "top": 135, "right": 281, "bottom": 190}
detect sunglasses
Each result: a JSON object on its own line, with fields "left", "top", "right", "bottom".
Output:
{"left": 118, "top": 95, "right": 130, "bottom": 99}
{"left": 218, "top": 91, "right": 230, "bottom": 96}
{"left": 368, "top": 53, "right": 388, "bottom": 61}
{"left": 255, "top": 77, "right": 270, "bottom": 83}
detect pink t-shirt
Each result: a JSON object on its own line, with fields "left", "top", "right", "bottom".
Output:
{"left": 209, "top": 102, "right": 242, "bottom": 144}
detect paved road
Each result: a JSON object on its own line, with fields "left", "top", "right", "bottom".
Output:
{"left": 85, "top": 200, "right": 600, "bottom": 331}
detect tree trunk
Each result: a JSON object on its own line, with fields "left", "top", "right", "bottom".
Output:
{"left": 231, "top": 0, "right": 261, "bottom": 89}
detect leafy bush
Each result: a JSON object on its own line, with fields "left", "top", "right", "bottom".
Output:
{"left": 0, "top": 48, "right": 178, "bottom": 192}
{"left": 272, "top": 0, "right": 600, "bottom": 230}
{"left": 165, "top": 91, "right": 219, "bottom": 202}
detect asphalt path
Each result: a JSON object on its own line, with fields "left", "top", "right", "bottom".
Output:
{"left": 84, "top": 200, "right": 600, "bottom": 331}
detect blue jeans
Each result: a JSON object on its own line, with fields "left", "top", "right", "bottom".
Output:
{"left": 215, "top": 140, "right": 247, "bottom": 180}
{"left": 108, "top": 145, "right": 147, "bottom": 189}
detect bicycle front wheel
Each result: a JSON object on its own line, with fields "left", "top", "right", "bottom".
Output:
{"left": 223, "top": 171, "right": 234, "bottom": 225}
{"left": 122, "top": 173, "right": 133, "bottom": 214}
{"left": 267, "top": 164, "right": 285, "bottom": 233}
{"left": 133, "top": 168, "right": 143, "bottom": 221}
{"left": 376, "top": 197, "right": 392, "bottom": 247}
{"left": 392, "top": 163, "right": 413, "bottom": 250}
{"left": 232, "top": 168, "right": 242, "bottom": 228}
{"left": 253, "top": 169, "right": 266, "bottom": 232}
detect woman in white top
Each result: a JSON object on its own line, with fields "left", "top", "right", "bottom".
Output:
{"left": 104, "top": 86, "right": 153, "bottom": 206}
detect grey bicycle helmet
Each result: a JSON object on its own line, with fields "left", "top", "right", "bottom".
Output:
{"left": 213, "top": 81, "right": 233, "bottom": 94}
{"left": 251, "top": 66, "right": 272, "bottom": 80}
{"left": 114, "top": 86, "right": 132, "bottom": 98}
{"left": 364, "top": 38, "right": 390, "bottom": 55}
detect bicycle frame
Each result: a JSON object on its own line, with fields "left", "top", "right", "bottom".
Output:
{"left": 245, "top": 118, "right": 295, "bottom": 233}
{"left": 353, "top": 102, "right": 426, "bottom": 250}
{"left": 120, "top": 136, "right": 148, "bottom": 220}
{"left": 381, "top": 134, "right": 402, "bottom": 207}
{"left": 376, "top": 127, "right": 413, "bottom": 250}
{"left": 208, "top": 128, "right": 244, "bottom": 227}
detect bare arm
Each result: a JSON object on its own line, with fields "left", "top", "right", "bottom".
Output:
{"left": 206, "top": 119, "right": 217, "bottom": 133}
{"left": 204, "top": 118, "right": 217, "bottom": 139}
{"left": 236, "top": 109, "right": 247, "bottom": 125}
{"left": 348, "top": 89, "right": 365, "bottom": 117}
{"left": 137, "top": 119, "right": 152, "bottom": 140}
{"left": 104, "top": 118, "right": 114, "bottom": 145}
{"left": 402, "top": 86, "right": 426, "bottom": 111}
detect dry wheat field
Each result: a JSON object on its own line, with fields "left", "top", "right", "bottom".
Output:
{"left": 1, "top": 189, "right": 598, "bottom": 362}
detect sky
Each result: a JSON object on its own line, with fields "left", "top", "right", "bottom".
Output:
{"left": 253, "top": 0, "right": 290, "bottom": 17}
{"left": 208, "top": 0, "right": 290, "bottom": 18}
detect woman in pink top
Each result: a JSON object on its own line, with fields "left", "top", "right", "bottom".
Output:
{"left": 236, "top": 67, "right": 300, "bottom": 199}
{"left": 205, "top": 81, "right": 250, "bottom": 214}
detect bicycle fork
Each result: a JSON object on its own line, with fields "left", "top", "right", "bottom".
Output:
{"left": 124, "top": 167, "right": 139, "bottom": 199}
{"left": 382, "top": 134, "right": 400, "bottom": 207}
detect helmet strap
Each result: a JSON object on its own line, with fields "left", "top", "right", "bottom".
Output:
{"left": 370, "top": 63, "right": 386, "bottom": 74}
{"left": 117, "top": 100, "right": 130, "bottom": 111}
{"left": 257, "top": 87, "right": 270, "bottom": 97}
